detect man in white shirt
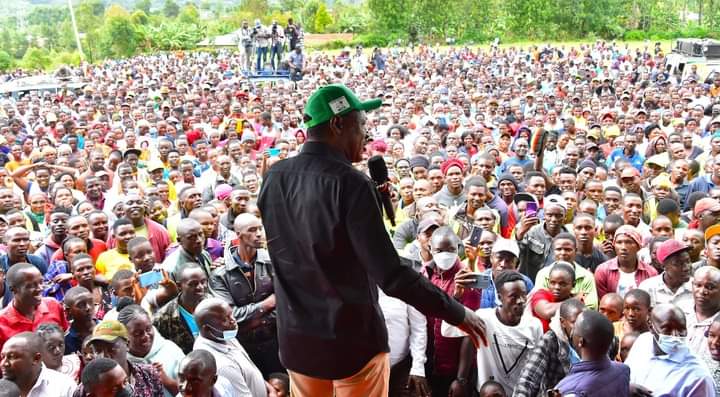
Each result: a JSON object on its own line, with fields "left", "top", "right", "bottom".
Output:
{"left": 625, "top": 303, "right": 716, "bottom": 397}
{"left": 679, "top": 266, "right": 720, "bottom": 358}
{"left": 252, "top": 20, "right": 270, "bottom": 71}
{"left": 378, "top": 289, "right": 429, "bottom": 396}
{"left": 237, "top": 20, "right": 254, "bottom": 71}
{"left": 1, "top": 332, "right": 75, "bottom": 397}
{"left": 193, "top": 298, "right": 272, "bottom": 397}
{"left": 443, "top": 270, "right": 543, "bottom": 395}
{"left": 638, "top": 239, "right": 693, "bottom": 307}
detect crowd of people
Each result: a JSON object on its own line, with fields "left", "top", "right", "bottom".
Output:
{"left": 0, "top": 38, "right": 718, "bottom": 396}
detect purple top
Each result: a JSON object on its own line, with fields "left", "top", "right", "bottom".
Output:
{"left": 555, "top": 357, "right": 630, "bottom": 397}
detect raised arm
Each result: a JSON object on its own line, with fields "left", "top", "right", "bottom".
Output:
{"left": 10, "top": 162, "right": 38, "bottom": 192}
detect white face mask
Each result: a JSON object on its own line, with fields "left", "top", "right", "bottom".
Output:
{"left": 434, "top": 252, "right": 457, "bottom": 270}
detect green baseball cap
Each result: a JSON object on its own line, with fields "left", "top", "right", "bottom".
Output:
{"left": 303, "top": 84, "right": 382, "bottom": 128}
{"left": 87, "top": 320, "right": 129, "bottom": 344}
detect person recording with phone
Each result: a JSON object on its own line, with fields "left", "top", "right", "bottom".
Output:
{"left": 127, "top": 236, "right": 177, "bottom": 316}
{"left": 463, "top": 227, "right": 496, "bottom": 272}
{"left": 517, "top": 195, "right": 570, "bottom": 282}
{"left": 455, "top": 238, "right": 534, "bottom": 309}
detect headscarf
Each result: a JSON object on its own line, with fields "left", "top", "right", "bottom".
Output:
{"left": 644, "top": 135, "right": 667, "bottom": 158}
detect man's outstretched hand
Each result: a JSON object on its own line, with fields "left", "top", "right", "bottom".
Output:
{"left": 456, "top": 307, "right": 488, "bottom": 348}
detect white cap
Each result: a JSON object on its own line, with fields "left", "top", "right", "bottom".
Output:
{"left": 492, "top": 238, "right": 519, "bottom": 258}
{"left": 544, "top": 194, "right": 567, "bottom": 212}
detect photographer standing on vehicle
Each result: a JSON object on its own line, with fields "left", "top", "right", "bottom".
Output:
{"left": 237, "top": 20, "right": 254, "bottom": 72}
{"left": 285, "top": 18, "right": 300, "bottom": 51}
{"left": 269, "top": 21, "right": 285, "bottom": 71}
{"left": 252, "top": 19, "right": 270, "bottom": 71}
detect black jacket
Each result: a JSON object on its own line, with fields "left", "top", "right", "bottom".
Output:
{"left": 210, "top": 246, "right": 276, "bottom": 342}
{"left": 257, "top": 142, "right": 466, "bottom": 379}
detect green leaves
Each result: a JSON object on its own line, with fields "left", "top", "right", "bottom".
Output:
{"left": 313, "top": 3, "right": 333, "bottom": 33}
{"left": 146, "top": 22, "right": 205, "bottom": 51}
{"left": 0, "top": 51, "right": 12, "bottom": 72}
{"left": 21, "top": 47, "right": 51, "bottom": 71}
{"left": 163, "top": 0, "right": 180, "bottom": 18}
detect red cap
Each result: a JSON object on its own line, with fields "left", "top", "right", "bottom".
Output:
{"left": 370, "top": 140, "right": 387, "bottom": 153}
{"left": 441, "top": 159, "right": 465, "bottom": 176}
{"left": 186, "top": 129, "right": 203, "bottom": 146}
{"left": 694, "top": 198, "right": 720, "bottom": 217}
{"left": 656, "top": 239, "right": 691, "bottom": 263}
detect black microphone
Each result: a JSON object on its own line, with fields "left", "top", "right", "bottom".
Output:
{"left": 368, "top": 155, "right": 395, "bottom": 227}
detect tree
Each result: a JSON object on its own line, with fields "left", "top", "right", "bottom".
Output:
{"left": 333, "top": 2, "right": 370, "bottom": 33}
{"left": 130, "top": 10, "right": 150, "bottom": 25}
{"left": 179, "top": 4, "right": 200, "bottom": 24}
{"left": 314, "top": 3, "right": 334, "bottom": 33}
{"left": 135, "top": 0, "right": 152, "bottom": 14}
{"left": 102, "top": 5, "right": 140, "bottom": 58}
{"left": 163, "top": 0, "right": 180, "bottom": 18}
{"left": 0, "top": 50, "right": 12, "bottom": 72}
{"left": 367, "top": 0, "right": 413, "bottom": 34}
{"left": 240, "top": 0, "right": 269, "bottom": 16}
{"left": 21, "top": 47, "right": 51, "bottom": 70}
{"left": 302, "top": 0, "right": 320, "bottom": 33}
{"left": 75, "top": 0, "right": 105, "bottom": 33}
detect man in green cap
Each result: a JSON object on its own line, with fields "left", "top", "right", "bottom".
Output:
{"left": 78, "top": 320, "right": 166, "bottom": 397}
{"left": 258, "top": 84, "right": 487, "bottom": 396}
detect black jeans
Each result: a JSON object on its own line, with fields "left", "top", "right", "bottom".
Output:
{"left": 241, "top": 337, "right": 285, "bottom": 377}
{"left": 389, "top": 355, "right": 412, "bottom": 397}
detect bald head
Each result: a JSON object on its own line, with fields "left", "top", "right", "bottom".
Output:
{"left": 5, "top": 332, "right": 42, "bottom": 356}
{"left": 234, "top": 212, "right": 259, "bottom": 230}
{"left": 177, "top": 218, "right": 202, "bottom": 239}
{"left": 430, "top": 226, "right": 461, "bottom": 248}
{"left": 193, "top": 297, "right": 230, "bottom": 328}
{"left": 694, "top": 265, "right": 720, "bottom": 282}
{"left": 599, "top": 293, "right": 624, "bottom": 322}
{"left": 651, "top": 303, "right": 687, "bottom": 335}
{"left": 188, "top": 208, "right": 212, "bottom": 222}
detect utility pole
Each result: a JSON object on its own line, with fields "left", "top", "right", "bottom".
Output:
{"left": 67, "top": 0, "right": 84, "bottom": 60}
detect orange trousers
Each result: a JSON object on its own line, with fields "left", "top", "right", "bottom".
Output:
{"left": 289, "top": 352, "right": 390, "bottom": 397}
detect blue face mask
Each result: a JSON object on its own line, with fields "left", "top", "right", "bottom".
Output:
{"left": 651, "top": 323, "right": 687, "bottom": 354}
{"left": 149, "top": 127, "right": 158, "bottom": 138}
{"left": 655, "top": 334, "right": 687, "bottom": 354}
{"left": 207, "top": 324, "right": 238, "bottom": 342}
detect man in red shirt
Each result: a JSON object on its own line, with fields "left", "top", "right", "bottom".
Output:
{"left": 0, "top": 263, "right": 68, "bottom": 349}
